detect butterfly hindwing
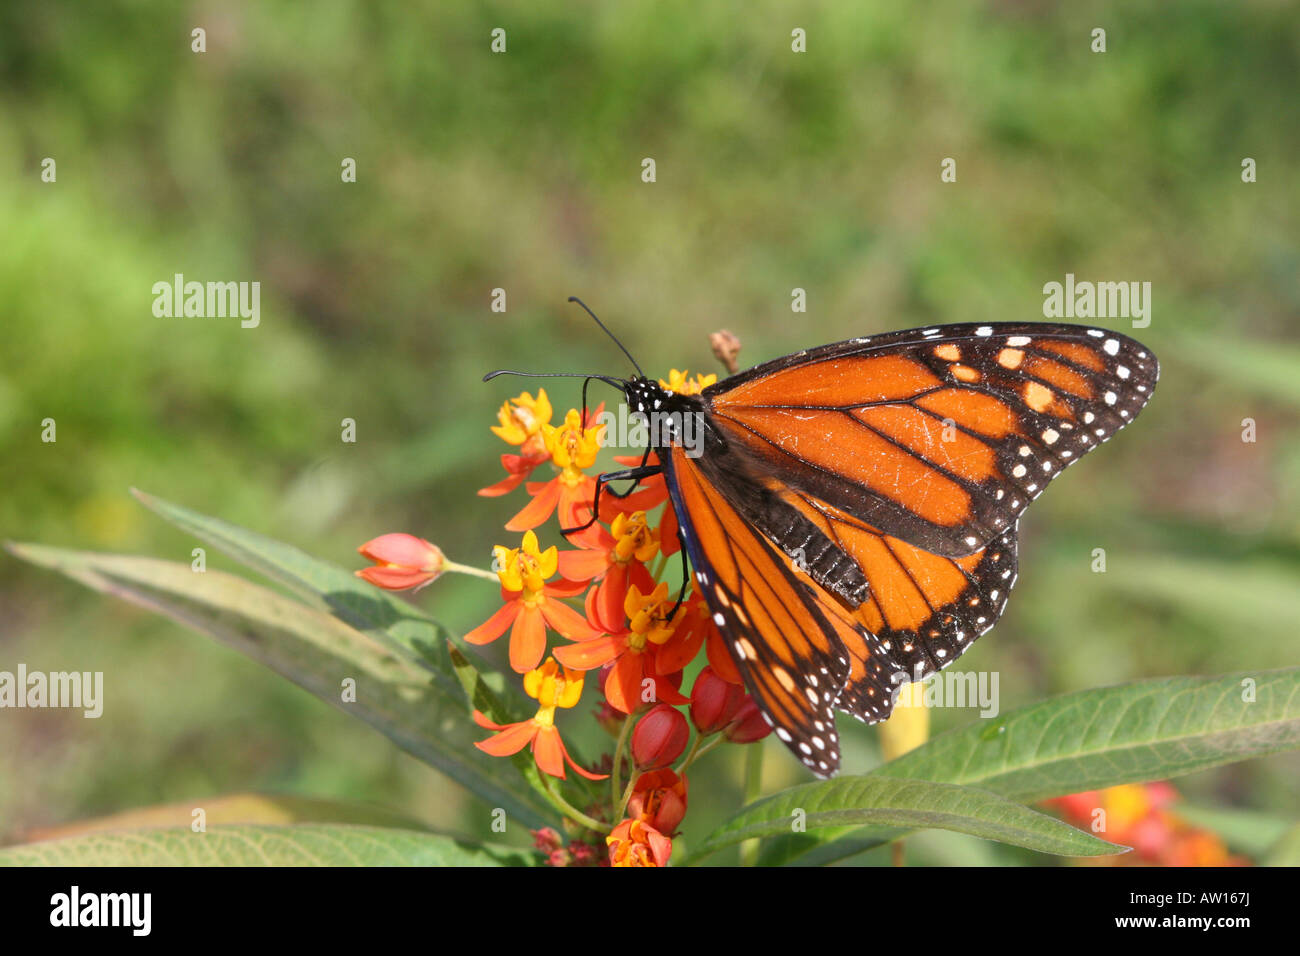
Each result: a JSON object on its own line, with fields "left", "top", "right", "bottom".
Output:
{"left": 662, "top": 444, "right": 851, "bottom": 776}
{"left": 704, "top": 323, "right": 1157, "bottom": 557}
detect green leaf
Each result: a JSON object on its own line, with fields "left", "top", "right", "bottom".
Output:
{"left": 0, "top": 824, "right": 534, "bottom": 866}
{"left": 6, "top": 542, "right": 555, "bottom": 830}
{"left": 21, "top": 793, "right": 430, "bottom": 844}
{"left": 129, "top": 488, "right": 454, "bottom": 676}
{"left": 876, "top": 667, "right": 1300, "bottom": 801}
{"left": 770, "top": 666, "right": 1300, "bottom": 865}
{"left": 693, "top": 776, "right": 1124, "bottom": 861}
{"left": 755, "top": 828, "right": 905, "bottom": 867}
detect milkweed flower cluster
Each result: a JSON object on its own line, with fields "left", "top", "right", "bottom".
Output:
{"left": 1048, "top": 783, "right": 1248, "bottom": 866}
{"left": 356, "top": 379, "right": 771, "bottom": 867}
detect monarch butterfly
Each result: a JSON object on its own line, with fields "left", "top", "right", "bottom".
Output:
{"left": 490, "top": 306, "right": 1158, "bottom": 776}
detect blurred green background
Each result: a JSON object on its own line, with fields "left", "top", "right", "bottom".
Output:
{"left": 1, "top": 1, "right": 1297, "bottom": 865}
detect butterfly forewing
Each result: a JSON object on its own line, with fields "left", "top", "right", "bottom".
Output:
{"left": 704, "top": 323, "right": 1158, "bottom": 557}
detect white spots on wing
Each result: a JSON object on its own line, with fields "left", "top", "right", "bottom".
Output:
{"left": 1042, "top": 428, "right": 1059, "bottom": 445}
{"left": 1103, "top": 338, "right": 1120, "bottom": 356}
{"left": 1117, "top": 365, "right": 1130, "bottom": 380}
{"left": 1006, "top": 335, "right": 1032, "bottom": 347}
{"left": 1104, "top": 391, "right": 1117, "bottom": 405}
{"left": 975, "top": 326, "right": 993, "bottom": 336}
{"left": 1084, "top": 411, "right": 1095, "bottom": 424}
{"left": 713, "top": 612, "right": 726, "bottom": 626}
{"left": 1012, "top": 463, "right": 1027, "bottom": 478}
{"left": 1087, "top": 329, "right": 1104, "bottom": 337}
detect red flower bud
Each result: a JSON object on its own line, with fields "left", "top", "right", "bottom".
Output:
{"left": 724, "top": 698, "right": 772, "bottom": 744}
{"left": 355, "top": 533, "right": 445, "bottom": 591}
{"left": 628, "top": 769, "right": 689, "bottom": 834}
{"left": 631, "top": 704, "right": 690, "bottom": 770}
{"left": 689, "top": 666, "right": 746, "bottom": 734}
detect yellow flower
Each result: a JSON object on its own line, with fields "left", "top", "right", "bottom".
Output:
{"left": 610, "top": 511, "right": 660, "bottom": 564}
{"left": 659, "top": 369, "right": 717, "bottom": 396}
{"left": 493, "top": 529, "right": 558, "bottom": 594}
{"left": 543, "top": 409, "right": 605, "bottom": 481}
{"left": 624, "top": 582, "right": 677, "bottom": 651}
{"left": 491, "top": 389, "right": 553, "bottom": 451}
{"left": 523, "top": 657, "right": 586, "bottom": 725}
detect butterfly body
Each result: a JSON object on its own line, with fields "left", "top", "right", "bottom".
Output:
{"left": 614, "top": 321, "right": 1158, "bottom": 776}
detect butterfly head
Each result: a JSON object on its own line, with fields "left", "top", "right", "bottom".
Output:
{"left": 624, "top": 376, "right": 669, "bottom": 418}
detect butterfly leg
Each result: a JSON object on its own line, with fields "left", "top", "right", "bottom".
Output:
{"left": 559, "top": 462, "right": 662, "bottom": 536}
{"left": 666, "top": 527, "right": 690, "bottom": 620}
{"left": 604, "top": 447, "right": 654, "bottom": 500}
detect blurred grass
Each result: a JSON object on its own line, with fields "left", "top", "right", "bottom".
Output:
{"left": 0, "top": 0, "right": 1297, "bottom": 856}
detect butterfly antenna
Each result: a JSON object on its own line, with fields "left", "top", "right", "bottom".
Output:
{"left": 482, "top": 369, "right": 625, "bottom": 390}
{"left": 568, "top": 297, "right": 645, "bottom": 379}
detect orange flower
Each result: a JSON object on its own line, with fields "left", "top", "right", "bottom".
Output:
{"left": 553, "top": 582, "right": 689, "bottom": 713}
{"left": 557, "top": 510, "right": 659, "bottom": 632}
{"left": 1047, "top": 783, "right": 1248, "bottom": 866}
{"left": 355, "top": 533, "right": 445, "bottom": 591}
{"left": 654, "top": 590, "right": 739, "bottom": 682}
{"left": 606, "top": 818, "right": 672, "bottom": 867}
{"left": 479, "top": 451, "right": 550, "bottom": 498}
{"left": 507, "top": 409, "right": 606, "bottom": 538}
{"left": 628, "top": 769, "right": 689, "bottom": 834}
{"left": 465, "top": 530, "right": 603, "bottom": 673}
{"left": 474, "top": 658, "right": 607, "bottom": 780}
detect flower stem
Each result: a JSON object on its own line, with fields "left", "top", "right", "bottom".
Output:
{"left": 616, "top": 771, "right": 641, "bottom": 820}
{"left": 442, "top": 559, "right": 501, "bottom": 582}
{"left": 738, "top": 742, "right": 765, "bottom": 866}
{"left": 676, "top": 732, "right": 722, "bottom": 774}
{"left": 611, "top": 713, "right": 632, "bottom": 812}
{"left": 540, "top": 774, "right": 606, "bottom": 833}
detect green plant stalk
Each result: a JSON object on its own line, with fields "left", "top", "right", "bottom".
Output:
{"left": 541, "top": 775, "right": 606, "bottom": 833}
{"left": 738, "top": 743, "right": 765, "bottom": 866}
{"left": 611, "top": 714, "right": 632, "bottom": 812}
